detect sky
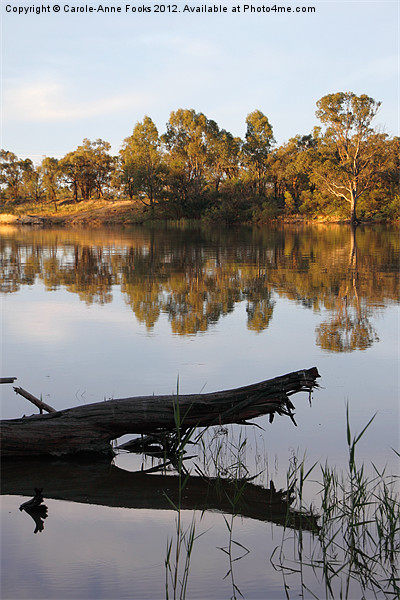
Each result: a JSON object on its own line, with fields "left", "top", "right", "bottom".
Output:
{"left": 1, "top": 0, "right": 399, "bottom": 163}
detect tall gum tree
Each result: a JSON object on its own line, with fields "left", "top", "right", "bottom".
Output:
{"left": 120, "top": 116, "right": 163, "bottom": 213}
{"left": 162, "top": 109, "right": 216, "bottom": 215}
{"left": 315, "top": 92, "right": 383, "bottom": 225}
{"left": 41, "top": 157, "right": 60, "bottom": 210}
{"left": 206, "top": 122, "right": 241, "bottom": 192}
{"left": 241, "top": 110, "right": 275, "bottom": 196}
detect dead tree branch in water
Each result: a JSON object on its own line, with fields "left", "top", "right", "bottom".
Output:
{"left": 1, "top": 367, "right": 320, "bottom": 457}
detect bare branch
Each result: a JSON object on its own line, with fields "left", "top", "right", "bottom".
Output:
{"left": 13, "top": 387, "right": 56, "bottom": 414}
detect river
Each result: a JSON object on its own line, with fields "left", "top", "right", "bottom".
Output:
{"left": 1, "top": 223, "right": 398, "bottom": 599}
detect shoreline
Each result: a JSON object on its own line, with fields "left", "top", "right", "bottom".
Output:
{"left": 0, "top": 201, "right": 395, "bottom": 228}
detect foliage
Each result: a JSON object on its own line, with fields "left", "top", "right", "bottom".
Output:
{"left": 59, "top": 138, "right": 114, "bottom": 202}
{"left": 241, "top": 109, "right": 275, "bottom": 196}
{"left": 1, "top": 92, "right": 397, "bottom": 222}
{"left": 120, "top": 116, "right": 164, "bottom": 211}
{"left": 313, "top": 92, "right": 386, "bottom": 224}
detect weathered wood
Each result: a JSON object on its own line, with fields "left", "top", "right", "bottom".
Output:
{"left": 13, "top": 386, "right": 56, "bottom": 414}
{"left": 0, "top": 367, "right": 320, "bottom": 457}
{"left": 0, "top": 377, "right": 17, "bottom": 384}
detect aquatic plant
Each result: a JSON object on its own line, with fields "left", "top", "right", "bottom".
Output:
{"left": 271, "top": 406, "right": 400, "bottom": 599}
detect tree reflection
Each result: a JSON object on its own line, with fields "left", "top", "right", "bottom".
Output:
{"left": 0, "top": 225, "right": 397, "bottom": 349}
{"left": 316, "top": 226, "right": 380, "bottom": 352}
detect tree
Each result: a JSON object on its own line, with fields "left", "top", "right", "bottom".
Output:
{"left": 360, "top": 136, "right": 400, "bottom": 220}
{"left": 23, "top": 163, "right": 45, "bottom": 203}
{"left": 206, "top": 123, "right": 241, "bottom": 192}
{"left": 162, "top": 109, "right": 211, "bottom": 214}
{"left": 314, "top": 92, "right": 382, "bottom": 224}
{"left": 59, "top": 139, "right": 113, "bottom": 202}
{"left": 42, "top": 157, "right": 60, "bottom": 210}
{"left": 269, "top": 132, "right": 317, "bottom": 208}
{"left": 88, "top": 139, "right": 114, "bottom": 198}
{"left": 120, "top": 116, "right": 164, "bottom": 213}
{"left": 241, "top": 110, "right": 275, "bottom": 195}
{"left": 0, "top": 150, "right": 33, "bottom": 202}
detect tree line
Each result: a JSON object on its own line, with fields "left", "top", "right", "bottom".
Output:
{"left": 1, "top": 92, "right": 398, "bottom": 224}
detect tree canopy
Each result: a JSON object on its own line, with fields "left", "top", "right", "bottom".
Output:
{"left": 1, "top": 92, "right": 397, "bottom": 223}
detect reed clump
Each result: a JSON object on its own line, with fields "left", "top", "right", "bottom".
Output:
{"left": 155, "top": 388, "right": 399, "bottom": 599}
{"left": 272, "top": 405, "right": 399, "bottom": 599}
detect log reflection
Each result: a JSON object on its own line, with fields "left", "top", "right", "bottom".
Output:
{"left": 1, "top": 457, "right": 319, "bottom": 533}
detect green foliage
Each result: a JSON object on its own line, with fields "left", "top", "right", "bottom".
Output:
{"left": 314, "top": 92, "right": 386, "bottom": 224}
{"left": 58, "top": 138, "right": 114, "bottom": 202}
{"left": 1, "top": 93, "right": 397, "bottom": 223}
{"left": 241, "top": 109, "right": 275, "bottom": 195}
{"left": 284, "top": 191, "right": 295, "bottom": 214}
{"left": 0, "top": 150, "right": 34, "bottom": 202}
{"left": 120, "top": 116, "right": 164, "bottom": 211}
{"left": 252, "top": 198, "right": 280, "bottom": 223}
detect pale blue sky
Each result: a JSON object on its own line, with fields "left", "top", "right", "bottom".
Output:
{"left": 2, "top": 1, "right": 399, "bottom": 162}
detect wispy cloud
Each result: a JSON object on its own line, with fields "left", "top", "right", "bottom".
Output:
{"left": 4, "top": 80, "right": 150, "bottom": 123}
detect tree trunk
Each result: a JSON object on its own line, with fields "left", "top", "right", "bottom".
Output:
{"left": 0, "top": 367, "right": 320, "bottom": 457}
{"left": 350, "top": 188, "right": 360, "bottom": 225}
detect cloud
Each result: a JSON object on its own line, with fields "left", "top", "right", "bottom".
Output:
{"left": 3, "top": 80, "right": 150, "bottom": 123}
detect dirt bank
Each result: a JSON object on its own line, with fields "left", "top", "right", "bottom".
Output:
{"left": 0, "top": 201, "right": 145, "bottom": 227}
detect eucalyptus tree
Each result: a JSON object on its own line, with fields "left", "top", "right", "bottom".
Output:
{"left": 89, "top": 139, "right": 114, "bottom": 198}
{"left": 23, "top": 163, "right": 45, "bottom": 203}
{"left": 41, "top": 157, "right": 61, "bottom": 210}
{"left": 314, "top": 92, "right": 383, "bottom": 224}
{"left": 241, "top": 110, "right": 275, "bottom": 195}
{"left": 60, "top": 139, "right": 113, "bottom": 201}
{"left": 162, "top": 108, "right": 212, "bottom": 214}
{"left": 0, "top": 150, "right": 33, "bottom": 202}
{"left": 368, "top": 135, "right": 400, "bottom": 218}
{"left": 269, "top": 133, "right": 317, "bottom": 209}
{"left": 206, "top": 123, "right": 241, "bottom": 192}
{"left": 120, "top": 116, "right": 164, "bottom": 213}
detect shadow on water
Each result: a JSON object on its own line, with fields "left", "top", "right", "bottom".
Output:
{"left": 1, "top": 456, "right": 319, "bottom": 534}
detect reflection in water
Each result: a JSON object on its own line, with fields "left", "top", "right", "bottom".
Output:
{"left": 1, "top": 224, "right": 398, "bottom": 600}
{"left": 2, "top": 456, "right": 319, "bottom": 533}
{"left": 316, "top": 226, "right": 381, "bottom": 352}
{"left": 19, "top": 488, "right": 48, "bottom": 534}
{"left": 0, "top": 224, "right": 398, "bottom": 348}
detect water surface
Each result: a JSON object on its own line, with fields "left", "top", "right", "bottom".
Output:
{"left": 1, "top": 223, "right": 398, "bottom": 599}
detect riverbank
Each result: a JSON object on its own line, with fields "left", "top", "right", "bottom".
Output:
{"left": 0, "top": 199, "right": 393, "bottom": 227}
{"left": 0, "top": 200, "right": 147, "bottom": 227}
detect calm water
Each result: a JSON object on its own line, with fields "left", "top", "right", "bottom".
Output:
{"left": 1, "top": 223, "right": 399, "bottom": 599}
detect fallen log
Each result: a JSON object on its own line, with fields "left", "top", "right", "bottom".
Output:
{"left": 0, "top": 367, "right": 320, "bottom": 457}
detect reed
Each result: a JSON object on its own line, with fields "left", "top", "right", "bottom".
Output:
{"left": 162, "top": 396, "right": 399, "bottom": 599}
{"left": 164, "top": 378, "right": 203, "bottom": 600}
{"left": 272, "top": 405, "right": 400, "bottom": 599}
